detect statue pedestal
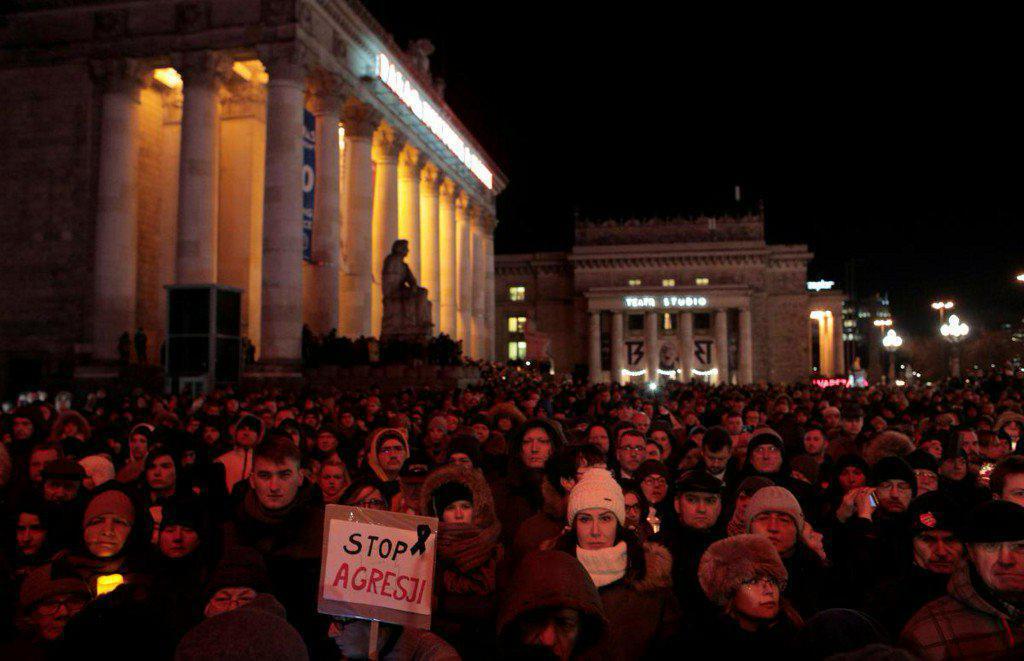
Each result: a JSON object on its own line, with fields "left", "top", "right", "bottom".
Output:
{"left": 381, "top": 293, "right": 432, "bottom": 344}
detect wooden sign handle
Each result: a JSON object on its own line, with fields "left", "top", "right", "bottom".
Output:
{"left": 368, "top": 620, "right": 380, "bottom": 661}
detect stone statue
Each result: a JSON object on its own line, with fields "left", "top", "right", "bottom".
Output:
{"left": 381, "top": 240, "right": 432, "bottom": 342}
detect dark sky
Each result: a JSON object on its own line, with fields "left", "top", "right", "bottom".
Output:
{"left": 362, "top": 3, "right": 1024, "bottom": 337}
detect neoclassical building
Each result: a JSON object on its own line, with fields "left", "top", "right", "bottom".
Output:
{"left": 0, "top": 0, "right": 503, "bottom": 387}
{"left": 495, "top": 212, "right": 845, "bottom": 384}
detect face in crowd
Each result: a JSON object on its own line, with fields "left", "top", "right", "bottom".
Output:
{"left": 701, "top": 444, "right": 731, "bottom": 475}
{"left": 838, "top": 465, "right": 867, "bottom": 492}
{"left": 615, "top": 432, "right": 646, "bottom": 475}
{"left": 158, "top": 524, "right": 200, "bottom": 559}
{"left": 29, "top": 447, "right": 59, "bottom": 484}
{"left": 442, "top": 499, "right": 474, "bottom": 524}
{"left": 250, "top": 456, "right": 302, "bottom": 511}
{"left": 84, "top": 513, "right": 131, "bottom": 559}
{"left": 16, "top": 512, "right": 47, "bottom": 557}
{"left": 913, "top": 529, "right": 963, "bottom": 574}
{"left": 675, "top": 490, "right": 721, "bottom": 530}
{"left": 30, "top": 590, "right": 89, "bottom": 641}
{"left": 519, "top": 607, "right": 580, "bottom": 661}
{"left": 129, "top": 432, "right": 149, "bottom": 462}
{"left": 969, "top": 540, "right": 1024, "bottom": 597}
{"left": 586, "top": 426, "right": 609, "bottom": 454}
{"left": 749, "top": 444, "right": 783, "bottom": 474}
{"left": 521, "top": 427, "right": 553, "bottom": 469}
{"left": 841, "top": 415, "right": 863, "bottom": 437}
{"left": 640, "top": 473, "right": 668, "bottom": 505}
{"left": 729, "top": 575, "right": 782, "bottom": 631}
{"left": 377, "top": 437, "right": 407, "bottom": 477}
{"left": 575, "top": 508, "right": 617, "bottom": 550}
{"left": 319, "top": 463, "right": 348, "bottom": 503}
{"left": 205, "top": 587, "right": 256, "bottom": 618}
{"left": 803, "top": 429, "right": 827, "bottom": 457}
{"left": 750, "top": 511, "right": 798, "bottom": 556}
{"left": 876, "top": 478, "right": 914, "bottom": 513}
{"left": 146, "top": 453, "right": 176, "bottom": 494}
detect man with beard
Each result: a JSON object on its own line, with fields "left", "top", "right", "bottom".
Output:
{"left": 902, "top": 501, "right": 1024, "bottom": 659}
{"left": 863, "top": 491, "right": 965, "bottom": 637}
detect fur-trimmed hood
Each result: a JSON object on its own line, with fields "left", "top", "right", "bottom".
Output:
{"left": 420, "top": 463, "right": 497, "bottom": 530}
{"left": 862, "top": 429, "right": 913, "bottom": 467}
{"left": 364, "top": 427, "right": 409, "bottom": 483}
{"left": 629, "top": 541, "right": 673, "bottom": 592}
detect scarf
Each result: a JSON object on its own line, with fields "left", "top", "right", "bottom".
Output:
{"left": 437, "top": 521, "right": 502, "bottom": 596}
{"left": 576, "top": 541, "right": 628, "bottom": 588}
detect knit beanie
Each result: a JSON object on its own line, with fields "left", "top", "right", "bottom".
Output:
{"left": 19, "top": 564, "right": 90, "bottom": 609}
{"left": 447, "top": 434, "right": 482, "bottom": 467}
{"left": 204, "top": 546, "right": 271, "bottom": 600}
{"left": 567, "top": 468, "right": 625, "bottom": 525}
{"left": 175, "top": 594, "right": 308, "bottom": 661}
{"left": 962, "top": 501, "right": 1024, "bottom": 543}
{"left": 79, "top": 455, "right": 116, "bottom": 488}
{"left": 747, "top": 429, "right": 785, "bottom": 455}
{"left": 634, "top": 459, "right": 671, "bottom": 483}
{"left": 905, "top": 449, "right": 939, "bottom": 474}
{"left": 83, "top": 488, "right": 135, "bottom": 526}
{"left": 872, "top": 456, "right": 917, "bottom": 497}
{"left": 430, "top": 481, "right": 473, "bottom": 517}
{"left": 698, "top": 534, "right": 787, "bottom": 606}
{"left": 744, "top": 486, "right": 805, "bottom": 533}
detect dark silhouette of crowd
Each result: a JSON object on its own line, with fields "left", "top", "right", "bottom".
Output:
{"left": 2, "top": 364, "right": 1024, "bottom": 660}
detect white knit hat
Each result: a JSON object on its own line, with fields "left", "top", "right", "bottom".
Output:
{"left": 566, "top": 468, "right": 626, "bottom": 525}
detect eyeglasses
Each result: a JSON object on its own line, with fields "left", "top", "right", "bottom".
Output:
{"left": 740, "top": 575, "right": 784, "bottom": 590}
{"left": 379, "top": 446, "right": 405, "bottom": 455}
{"left": 36, "top": 594, "right": 89, "bottom": 616}
{"left": 641, "top": 476, "right": 668, "bottom": 487}
{"left": 620, "top": 445, "right": 646, "bottom": 454}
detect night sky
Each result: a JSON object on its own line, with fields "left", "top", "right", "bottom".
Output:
{"left": 363, "top": 3, "right": 1024, "bottom": 337}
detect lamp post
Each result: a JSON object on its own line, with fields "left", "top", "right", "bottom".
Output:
{"left": 882, "top": 328, "right": 903, "bottom": 384}
{"left": 940, "top": 314, "right": 969, "bottom": 378}
{"left": 931, "top": 300, "right": 954, "bottom": 325}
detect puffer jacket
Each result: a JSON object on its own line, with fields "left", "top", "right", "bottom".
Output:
{"left": 901, "top": 559, "right": 1024, "bottom": 660}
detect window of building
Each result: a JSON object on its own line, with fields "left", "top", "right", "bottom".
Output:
{"left": 507, "top": 340, "right": 527, "bottom": 361}
{"left": 628, "top": 278, "right": 642, "bottom": 287}
{"left": 627, "top": 314, "right": 645, "bottom": 331}
{"left": 662, "top": 313, "right": 674, "bottom": 331}
{"left": 662, "top": 278, "right": 676, "bottom": 287}
{"left": 694, "top": 313, "right": 711, "bottom": 330}
{"left": 508, "top": 285, "right": 525, "bottom": 301}
{"left": 695, "top": 277, "right": 710, "bottom": 286}
{"left": 507, "top": 315, "right": 527, "bottom": 333}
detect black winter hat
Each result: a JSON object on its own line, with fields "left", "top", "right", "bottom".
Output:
{"left": 747, "top": 430, "right": 785, "bottom": 455}
{"left": 41, "top": 458, "right": 86, "bottom": 481}
{"left": 872, "top": 456, "right": 917, "bottom": 496}
{"left": 160, "top": 498, "right": 204, "bottom": 532}
{"left": 176, "top": 594, "right": 308, "bottom": 661}
{"left": 962, "top": 501, "right": 1024, "bottom": 543}
{"left": 907, "top": 491, "right": 965, "bottom": 536}
{"left": 430, "top": 481, "right": 473, "bottom": 516}
{"left": 674, "top": 469, "right": 724, "bottom": 495}
{"left": 905, "top": 448, "right": 939, "bottom": 474}
{"left": 204, "top": 547, "right": 271, "bottom": 600}
{"left": 447, "top": 434, "right": 482, "bottom": 467}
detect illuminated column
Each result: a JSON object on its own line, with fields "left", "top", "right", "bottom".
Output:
{"left": 438, "top": 179, "right": 458, "bottom": 336}
{"left": 588, "top": 311, "right": 602, "bottom": 383}
{"left": 455, "top": 193, "right": 471, "bottom": 349}
{"left": 156, "top": 87, "right": 182, "bottom": 357}
{"left": 645, "top": 311, "right": 659, "bottom": 381}
{"left": 338, "top": 99, "right": 377, "bottom": 338}
{"left": 419, "top": 163, "right": 441, "bottom": 331}
{"left": 471, "top": 209, "right": 486, "bottom": 358}
{"left": 258, "top": 47, "right": 307, "bottom": 365}
{"left": 739, "top": 307, "right": 754, "bottom": 384}
{"left": 370, "top": 124, "right": 401, "bottom": 337}
{"left": 398, "top": 145, "right": 423, "bottom": 276}
{"left": 90, "top": 59, "right": 143, "bottom": 362}
{"left": 174, "top": 51, "right": 228, "bottom": 284}
{"left": 308, "top": 74, "right": 343, "bottom": 334}
{"left": 679, "top": 311, "right": 694, "bottom": 381}
{"left": 483, "top": 218, "right": 496, "bottom": 360}
{"left": 610, "top": 311, "right": 625, "bottom": 384}
{"left": 714, "top": 309, "right": 729, "bottom": 384}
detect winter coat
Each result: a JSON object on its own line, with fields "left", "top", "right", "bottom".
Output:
{"left": 693, "top": 610, "right": 801, "bottom": 657}
{"left": 420, "top": 464, "right": 503, "bottom": 659}
{"left": 597, "top": 542, "right": 683, "bottom": 660}
{"left": 864, "top": 564, "right": 950, "bottom": 639}
{"left": 901, "top": 560, "right": 1024, "bottom": 660}
{"left": 509, "top": 478, "right": 567, "bottom": 566}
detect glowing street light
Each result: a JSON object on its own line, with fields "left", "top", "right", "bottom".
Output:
{"left": 1016, "top": 273, "right": 1024, "bottom": 283}
{"left": 940, "top": 314, "right": 969, "bottom": 378}
{"left": 931, "top": 300, "right": 955, "bottom": 324}
{"left": 873, "top": 318, "right": 893, "bottom": 328}
{"left": 882, "top": 328, "right": 902, "bottom": 383}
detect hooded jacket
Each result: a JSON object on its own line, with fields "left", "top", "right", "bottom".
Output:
{"left": 364, "top": 428, "right": 410, "bottom": 497}
{"left": 901, "top": 559, "right": 1024, "bottom": 660}
{"left": 492, "top": 418, "right": 566, "bottom": 547}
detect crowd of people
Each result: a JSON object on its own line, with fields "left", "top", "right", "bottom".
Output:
{"left": 2, "top": 364, "right": 1024, "bottom": 660}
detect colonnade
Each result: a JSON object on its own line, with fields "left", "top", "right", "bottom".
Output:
{"left": 588, "top": 308, "right": 754, "bottom": 385}
{"left": 89, "top": 50, "right": 495, "bottom": 367}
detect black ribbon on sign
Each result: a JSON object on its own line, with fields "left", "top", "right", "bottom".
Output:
{"left": 410, "top": 524, "right": 432, "bottom": 555}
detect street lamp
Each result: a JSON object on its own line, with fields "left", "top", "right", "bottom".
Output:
{"left": 931, "top": 300, "right": 954, "bottom": 324}
{"left": 882, "top": 328, "right": 903, "bottom": 383}
{"left": 1016, "top": 273, "right": 1024, "bottom": 283}
{"left": 940, "top": 314, "right": 969, "bottom": 378}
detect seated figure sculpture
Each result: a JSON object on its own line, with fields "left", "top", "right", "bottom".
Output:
{"left": 381, "top": 239, "right": 432, "bottom": 342}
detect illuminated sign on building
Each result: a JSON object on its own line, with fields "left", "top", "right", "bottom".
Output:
{"left": 812, "top": 377, "right": 848, "bottom": 388}
{"left": 376, "top": 53, "right": 494, "bottom": 190}
{"left": 624, "top": 295, "right": 708, "bottom": 309}
{"left": 807, "top": 280, "right": 835, "bottom": 291}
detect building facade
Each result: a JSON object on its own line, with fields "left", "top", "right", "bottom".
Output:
{"left": 0, "top": 0, "right": 504, "bottom": 390}
{"left": 496, "top": 213, "right": 844, "bottom": 384}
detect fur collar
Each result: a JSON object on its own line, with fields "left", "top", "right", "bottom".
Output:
{"left": 629, "top": 542, "right": 673, "bottom": 592}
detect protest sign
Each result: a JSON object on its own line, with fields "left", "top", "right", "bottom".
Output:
{"left": 318, "top": 505, "right": 438, "bottom": 630}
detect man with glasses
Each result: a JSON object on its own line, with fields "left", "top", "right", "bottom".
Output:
{"left": 614, "top": 429, "right": 647, "bottom": 484}
{"left": 15, "top": 564, "right": 90, "bottom": 649}
{"left": 902, "top": 501, "right": 1024, "bottom": 659}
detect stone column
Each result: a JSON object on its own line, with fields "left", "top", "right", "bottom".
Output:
{"left": 419, "top": 163, "right": 441, "bottom": 331}
{"left": 370, "top": 124, "right": 401, "bottom": 337}
{"left": 715, "top": 309, "right": 729, "bottom": 384}
{"left": 588, "top": 311, "right": 602, "bottom": 383}
{"left": 90, "top": 59, "right": 143, "bottom": 362}
{"left": 174, "top": 51, "right": 229, "bottom": 284}
{"left": 679, "top": 311, "right": 693, "bottom": 381}
{"left": 471, "top": 209, "right": 486, "bottom": 358}
{"left": 455, "top": 194, "right": 471, "bottom": 349}
{"left": 338, "top": 99, "right": 377, "bottom": 338}
{"left": 258, "top": 46, "right": 308, "bottom": 366}
{"left": 483, "top": 217, "right": 496, "bottom": 360}
{"left": 438, "top": 179, "right": 458, "bottom": 336}
{"left": 832, "top": 306, "right": 846, "bottom": 375}
{"left": 645, "top": 311, "right": 659, "bottom": 382}
{"left": 397, "top": 145, "right": 423, "bottom": 276}
{"left": 156, "top": 87, "right": 183, "bottom": 358}
{"left": 739, "top": 307, "right": 754, "bottom": 384}
{"left": 610, "top": 312, "right": 625, "bottom": 384}
{"left": 308, "top": 73, "right": 343, "bottom": 334}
